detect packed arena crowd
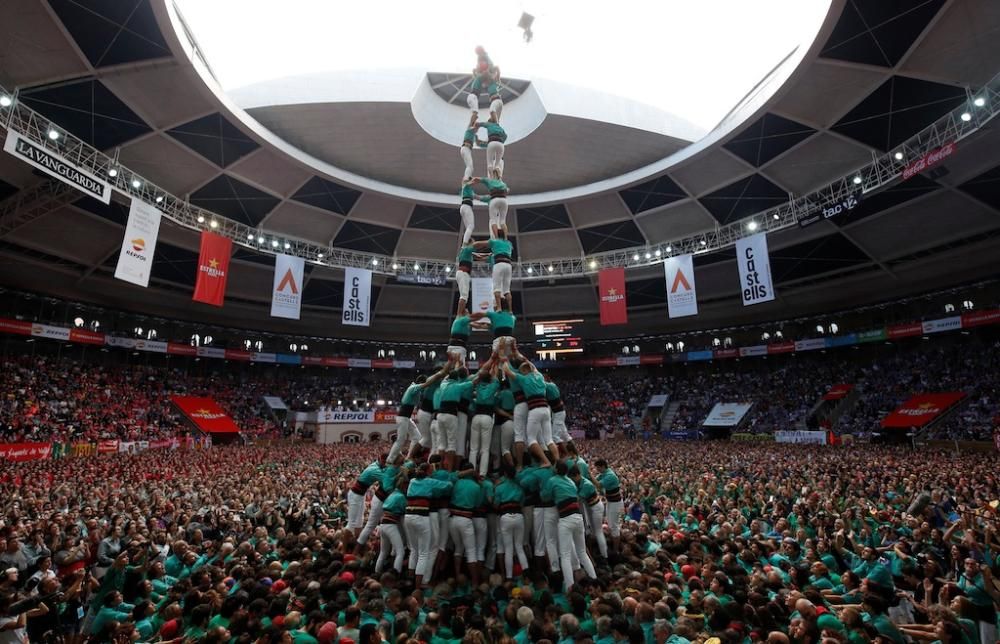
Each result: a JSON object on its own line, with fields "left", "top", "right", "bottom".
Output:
{"left": 0, "top": 440, "right": 997, "bottom": 644}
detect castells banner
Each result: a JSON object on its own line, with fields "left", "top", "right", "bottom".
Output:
{"left": 880, "top": 392, "right": 966, "bottom": 429}
{"left": 170, "top": 396, "right": 241, "bottom": 434}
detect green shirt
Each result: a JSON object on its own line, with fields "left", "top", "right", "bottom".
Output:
{"left": 441, "top": 378, "right": 473, "bottom": 404}
{"left": 451, "top": 478, "right": 484, "bottom": 510}
{"left": 485, "top": 310, "right": 515, "bottom": 334}
{"left": 513, "top": 370, "right": 546, "bottom": 398}
{"left": 401, "top": 383, "right": 422, "bottom": 407}
{"left": 545, "top": 381, "right": 561, "bottom": 401}
{"left": 545, "top": 474, "right": 579, "bottom": 505}
{"left": 488, "top": 238, "right": 513, "bottom": 258}
{"left": 477, "top": 121, "right": 507, "bottom": 142}
{"left": 497, "top": 389, "right": 515, "bottom": 413}
{"left": 457, "top": 245, "right": 475, "bottom": 265}
{"left": 474, "top": 380, "right": 500, "bottom": 407}
{"left": 494, "top": 478, "right": 524, "bottom": 506}
{"left": 478, "top": 177, "right": 508, "bottom": 194}
{"left": 451, "top": 316, "right": 472, "bottom": 338}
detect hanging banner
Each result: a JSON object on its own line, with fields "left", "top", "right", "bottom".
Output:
{"left": 0, "top": 443, "right": 52, "bottom": 462}
{"left": 902, "top": 142, "right": 956, "bottom": 181}
{"left": 823, "top": 384, "right": 854, "bottom": 400}
{"left": 598, "top": 267, "right": 628, "bottom": 326}
{"left": 342, "top": 267, "right": 371, "bottom": 326}
{"left": 471, "top": 277, "right": 494, "bottom": 313}
{"left": 735, "top": 232, "right": 775, "bottom": 306}
{"left": 880, "top": 392, "right": 966, "bottom": 428}
{"left": 3, "top": 131, "right": 111, "bottom": 203}
{"left": 775, "top": 430, "right": 827, "bottom": 445}
{"left": 192, "top": 232, "right": 232, "bottom": 307}
{"left": 263, "top": 396, "right": 287, "bottom": 410}
{"left": 170, "top": 396, "right": 241, "bottom": 434}
{"left": 703, "top": 402, "right": 753, "bottom": 427}
{"left": 114, "top": 199, "right": 162, "bottom": 287}
{"left": 270, "top": 254, "right": 304, "bottom": 320}
{"left": 663, "top": 254, "right": 698, "bottom": 318}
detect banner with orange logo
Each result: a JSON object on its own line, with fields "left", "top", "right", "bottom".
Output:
{"left": 170, "top": 396, "right": 240, "bottom": 434}
{"left": 193, "top": 232, "right": 232, "bottom": 307}
{"left": 270, "top": 254, "right": 304, "bottom": 320}
{"left": 663, "top": 254, "right": 697, "bottom": 318}
{"left": 880, "top": 392, "right": 966, "bottom": 429}
{"left": 598, "top": 267, "right": 627, "bottom": 326}
{"left": 114, "top": 199, "right": 162, "bottom": 287}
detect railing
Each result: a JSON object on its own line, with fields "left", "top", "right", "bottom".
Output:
{"left": 1, "top": 70, "right": 998, "bottom": 281}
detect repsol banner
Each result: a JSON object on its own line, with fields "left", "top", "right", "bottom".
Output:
{"left": 4, "top": 131, "right": 111, "bottom": 203}
{"left": 316, "top": 410, "right": 376, "bottom": 424}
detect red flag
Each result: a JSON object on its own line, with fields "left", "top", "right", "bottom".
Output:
{"left": 598, "top": 267, "right": 628, "bottom": 326}
{"left": 192, "top": 232, "right": 232, "bottom": 307}
{"left": 170, "top": 396, "right": 241, "bottom": 434}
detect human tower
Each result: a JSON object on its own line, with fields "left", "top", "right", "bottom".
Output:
{"left": 341, "top": 49, "right": 626, "bottom": 592}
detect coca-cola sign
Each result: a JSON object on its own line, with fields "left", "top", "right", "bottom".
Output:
{"left": 902, "top": 142, "right": 956, "bottom": 180}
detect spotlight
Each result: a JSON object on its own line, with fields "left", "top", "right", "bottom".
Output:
{"left": 852, "top": 176, "right": 862, "bottom": 185}
{"left": 700, "top": 240, "right": 707, "bottom": 246}
{"left": 413, "top": 263, "right": 420, "bottom": 270}
{"left": 665, "top": 245, "right": 672, "bottom": 252}
{"left": 258, "top": 236, "right": 265, "bottom": 243}
{"left": 271, "top": 239, "right": 279, "bottom": 248}
{"left": 282, "top": 242, "right": 289, "bottom": 249}
{"left": 0, "top": 95, "right": 11, "bottom": 107}
{"left": 894, "top": 151, "right": 904, "bottom": 161}
{"left": 73, "top": 317, "right": 84, "bottom": 328}
{"left": 197, "top": 215, "right": 205, "bottom": 223}
{"left": 155, "top": 195, "right": 164, "bottom": 204}
{"left": 247, "top": 233, "right": 255, "bottom": 240}
{"left": 107, "top": 168, "right": 118, "bottom": 178}
{"left": 654, "top": 249, "right": 661, "bottom": 257}
{"left": 632, "top": 253, "right": 639, "bottom": 261}
{"left": 210, "top": 220, "right": 218, "bottom": 229}
{"left": 547, "top": 265, "right": 554, "bottom": 272}
{"left": 644, "top": 252, "right": 652, "bottom": 260}
{"left": 772, "top": 213, "right": 780, "bottom": 220}
{"left": 131, "top": 178, "right": 142, "bottom": 189}
{"left": 391, "top": 262, "right": 398, "bottom": 270}
{"left": 47, "top": 129, "right": 60, "bottom": 141}
{"left": 371, "top": 258, "right": 378, "bottom": 266}
{"left": 445, "top": 266, "right": 451, "bottom": 273}
{"left": 526, "top": 266, "right": 533, "bottom": 274}
{"left": 589, "top": 260, "right": 597, "bottom": 269}
{"left": 960, "top": 112, "right": 971, "bottom": 122}
{"left": 747, "top": 221, "right": 758, "bottom": 231}
{"left": 974, "top": 97, "right": 985, "bottom": 107}
{"left": 317, "top": 253, "right": 324, "bottom": 259}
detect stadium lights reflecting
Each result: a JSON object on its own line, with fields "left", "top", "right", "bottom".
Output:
{"left": 257, "top": 236, "right": 265, "bottom": 244}
{"left": 210, "top": 220, "right": 218, "bottom": 229}
{"left": 747, "top": 221, "right": 758, "bottom": 231}
{"left": 247, "top": 233, "right": 255, "bottom": 240}
{"left": 371, "top": 258, "right": 378, "bottom": 266}
{"left": 271, "top": 240, "right": 279, "bottom": 248}
{"left": 960, "top": 112, "right": 972, "bottom": 122}
{"left": 413, "top": 263, "right": 420, "bottom": 270}
{"left": 632, "top": 253, "right": 640, "bottom": 261}
{"left": 665, "top": 245, "right": 672, "bottom": 252}
{"left": 654, "top": 249, "right": 661, "bottom": 257}
{"left": 772, "top": 213, "right": 780, "bottom": 220}
{"left": 47, "top": 129, "right": 60, "bottom": 141}
{"left": 547, "top": 265, "right": 554, "bottom": 272}
{"left": 526, "top": 266, "right": 533, "bottom": 273}
{"left": 131, "top": 178, "right": 142, "bottom": 189}
{"left": 0, "top": 95, "right": 11, "bottom": 107}
{"left": 107, "top": 168, "right": 119, "bottom": 178}
{"left": 197, "top": 215, "right": 205, "bottom": 223}
{"left": 445, "top": 266, "right": 451, "bottom": 273}
{"left": 644, "top": 252, "right": 652, "bottom": 260}
{"left": 852, "top": 175, "right": 862, "bottom": 185}
{"left": 700, "top": 240, "right": 707, "bottom": 246}
{"left": 284, "top": 242, "right": 291, "bottom": 249}
{"left": 974, "top": 97, "right": 986, "bottom": 107}
{"left": 589, "top": 260, "right": 597, "bottom": 269}
{"left": 391, "top": 262, "right": 398, "bottom": 270}
{"left": 155, "top": 196, "right": 163, "bottom": 204}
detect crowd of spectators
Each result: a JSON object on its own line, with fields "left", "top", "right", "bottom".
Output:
{"left": 0, "top": 439, "right": 997, "bottom": 644}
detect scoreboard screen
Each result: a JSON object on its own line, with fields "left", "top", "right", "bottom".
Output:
{"left": 533, "top": 319, "right": 584, "bottom": 359}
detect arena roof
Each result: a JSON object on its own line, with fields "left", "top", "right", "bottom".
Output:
{"left": 0, "top": 0, "right": 999, "bottom": 343}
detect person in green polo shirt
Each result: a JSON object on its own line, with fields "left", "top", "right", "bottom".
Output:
{"left": 470, "top": 372, "right": 500, "bottom": 476}
{"left": 481, "top": 301, "right": 516, "bottom": 366}
{"left": 474, "top": 116, "right": 507, "bottom": 180}
{"left": 502, "top": 356, "right": 555, "bottom": 467}
{"left": 473, "top": 174, "right": 508, "bottom": 239}
{"left": 392, "top": 364, "right": 451, "bottom": 463}
{"left": 474, "top": 233, "right": 513, "bottom": 312}
{"left": 459, "top": 113, "right": 478, "bottom": 182}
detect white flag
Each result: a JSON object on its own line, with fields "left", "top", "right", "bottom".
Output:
{"left": 114, "top": 199, "right": 162, "bottom": 287}
{"left": 270, "top": 254, "right": 304, "bottom": 320}
{"left": 735, "top": 232, "right": 775, "bottom": 306}
{"left": 342, "top": 267, "right": 372, "bottom": 326}
{"left": 471, "top": 277, "right": 494, "bottom": 313}
{"left": 663, "top": 254, "right": 697, "bottom": 318}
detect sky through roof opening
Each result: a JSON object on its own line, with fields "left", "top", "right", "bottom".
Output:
{"left": 174, "top": 0, "right": 831, "bottom": 132}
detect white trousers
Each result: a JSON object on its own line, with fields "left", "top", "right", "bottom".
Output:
{"left": 437, "top": 413, "right": 457, "bottom": 452}
{"left": 534, "top": 506, "right": 560, "bottom": 571}
{"left": 470, "top": 414, "right": 494, "bottom": 476}
{"left": 513, "top": 403, "right": 528, "bottom": 444}
{"left": 488, "top": 197, "right": 508, "bottom": 230}
{"left": 466, "top": 92, "right": 479, "bottom": 111}
{"left": 558, "top": 513, "right": 596, "bottom": 592}
{"left": 456, "top": 269, "right": 471, "bottom": 301}
{"left": 431, "top": 419, "right": 445, "bottom": 453}
{"left": 498, "top": 419, "right": 514, "bottom": 456}
{"left": 347, "top": 490, "right": 366, "bottom": 529}
{"left": 527, "top": 406, "right": 552, "bottom": 447}
{"left": 490, "top": 98, "right": 503, "bottom": 120}
{"left": 460, "top": 145, "right": 474, "bottom": 181}
{"left": 376, "top": 522, "right": 406, "bottom": 573}
{"left": 474, "top": 516, "right": 489, "bottom": 562}
{"left": 449, "top": 515, "right": 477, "bottom": 562}
{"left": 500, "top": 513, "right": 528, "bottom": 578}
{"left": 389, "top": 416, "right": 419, "bottom": 463}
{"left": 587, "top": 501, "right": 609, "bottom": 558}
{"left": 437, "top": 508, "right": 451, "bottom": 551}
{"left": 405, "top": 514, "right": 433, "bottom": 579}
{"left": 416, "top": 410, "right": 433, "bottom": 448}
{"left": 492, "top": 262, "right": 512, "bottom": 296}
{"left": 358, "top": 494, "right": 383, "bottom": 545}
{"left": 459, "top": 204, "right": 474, "bottom": 244}
{"left": 606, "top": 500, "right": 624, "bottom": 538}
{"left": 551, "top": 410, "right": 569, "bottom": 444}
{"left": 456, "top": 411, "right": 469, "bottom": 458}
{"left": 486, "top": 141, "right": 504, "bottom": 175}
